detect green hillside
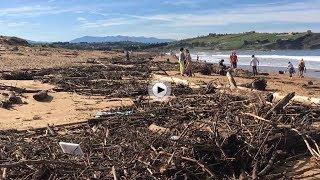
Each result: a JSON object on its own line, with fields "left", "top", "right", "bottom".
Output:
{"left": 168, "top": 31, "right": 320, "bottom": 50}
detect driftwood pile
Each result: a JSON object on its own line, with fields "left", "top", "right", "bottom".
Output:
{"left": 0, "top": 55, "right": 153, "bottom": 98}
{"left": 0, "top": 89, "right": 319, "bottom": 179}
{"left": 0, "top": 55, "right": 319, "bottom": 179}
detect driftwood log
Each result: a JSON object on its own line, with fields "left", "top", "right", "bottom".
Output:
{"left": 264, "top": 92, "right": 295, "bottom": 119}
{"left": 227, "top": 71, "right": 237, "bottom": 88}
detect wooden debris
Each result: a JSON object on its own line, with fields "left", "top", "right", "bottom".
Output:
{"left": 148, "top": 124, "right": 170, "bottom": 134}
{"left": 227, "top": 71, "right": 237, "bottom": 88}
{"left": 0, "top": 99, "right": 12, "bottom": 109}
{"left": 8, "top": 91, "right": 22, "bottom": 104}
{"left": 251, "top": 78, "right": 267, "bottom": 90}
{"left": 264, "top": 92, "right": 295, "bottom": 119}
{"left": 0, "top": 55, "right": 318, "bottom": 179}
{"left": 33, "top": 90, "right": 50, "bottom": 101}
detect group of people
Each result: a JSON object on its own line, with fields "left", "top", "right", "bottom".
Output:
{"left": 226, "top": 51, "right": 307, "bottom": 78}
{"left": 287, "top": 59, "right": 307, "bottom": 78}
{"left": 177, "top": 47, "right": 193, "bottom": 77}
{"left": 174, "top": 49, "right": 308, "bottom": 78}
{"left": 220, "top": 52, "right": 260, "bottom": 76}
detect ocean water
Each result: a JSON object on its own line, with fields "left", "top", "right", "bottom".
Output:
{"left": 190, "top": 49, "right": 320, "bottom": 78}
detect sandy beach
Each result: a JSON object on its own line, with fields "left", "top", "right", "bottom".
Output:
{"left": 1, "top": 0, "right": 320, "bottom": 178}
{"left": 0, "top": 47, "right": 134, "bottom": 130}
{"left": 0, "top": 45, "right": 318, "bottom": 179}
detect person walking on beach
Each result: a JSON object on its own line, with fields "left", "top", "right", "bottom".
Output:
{"left": 287, "top": 61, "right": 295, "bottom": 77}
{"left": 230, "top": 51, "right": 238, "bottom": 68}
{"left": 185, "top": 49, "right": 193, "bottom": 77}
{"left": 250, "top": 55, "right": 259, "bottom": 76}
{"left": 298, "top": 59, "right": 306, "bottom": 78}
{"left": 177, "top": 47, "right": 185, "bottom": 76}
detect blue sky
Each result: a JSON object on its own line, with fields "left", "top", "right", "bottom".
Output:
{"left": 0, "top": 0, "right": 319, "bottom": 41}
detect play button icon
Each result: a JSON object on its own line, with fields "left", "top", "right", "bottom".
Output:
{"left": 157, "top": 86, "right": 165, "bottom": 93}
{"left": 148, "top": 81, "right": 171, "bottom": 100}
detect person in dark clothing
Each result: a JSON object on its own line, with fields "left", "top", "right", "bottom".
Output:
{"left": 298, "top": 59, "right": 306, "bottom": 78}
{"left": 287, "top": 61, "right": 295, "bottom": 77}
{"left": 230, "top": 51, "right": 238, "bottom": 68}
{"left": 219, "top": 59, "right": 226, "bottom": 69}
{"left": 218, "top": 59, "right": 227, "bottom": 75}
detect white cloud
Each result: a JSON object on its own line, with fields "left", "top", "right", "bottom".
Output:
{"left": 77, "top": 17, "right": 86, "bottom": 21}
{"left": 0, "top": 5, "right": 53, "bottom": 16}
{"left": 137, "top": 1, "right": 320, "bottom": 26}
{"left": 0, "top": 21, "right": 30, "bottom": 27}
{"left": 163, "top": 0, "right": 199, "bottom": 6}
{"left": 0, "top": 4, "right": 97, "bottom": 17}
{"left": 7, "top": 22, "right": 29, "bottom": 27}
{"left": 80, "top": 18, "right": 132, "bottom": 28}
{"left": 79, "top": 0, "right": 320, "bottom": 30}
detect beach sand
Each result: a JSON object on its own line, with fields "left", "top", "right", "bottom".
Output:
{"left": 0, "top": 80, "right": 133, "bottom": 131}
{"left": 0, "top": 47, "right": 133, "bottom": 130}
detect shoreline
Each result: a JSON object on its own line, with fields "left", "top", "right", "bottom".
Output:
{"left": 155, "top": 55, "right": 320, "bottom": 98}
{"left": 238, "top": 65, "right": 320, "bottom": 80}
{"left": 194, "top": 59, "right": 320, "bottom": 80}
{"left": 185, "top": 49, "right": 320, "bottom": 79}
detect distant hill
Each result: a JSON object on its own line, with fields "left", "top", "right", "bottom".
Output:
{"left": 168, "top": 31, "right": 320, "bottom": 50}
{"left": 0, "top": 36, "right": 29, "bottom": 46}
{"left": 71, "top": 35, "right": 175, "bottom": 44}
{"left": 48, "top": 41, "right": 169, "bottom": 51}
{"left": 27, "top": 40, "right": 49, "bottom": 44}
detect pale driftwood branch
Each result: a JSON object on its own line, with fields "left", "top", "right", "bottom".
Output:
{"left": 264, "top": 92, "right": 295, "bottom": 119}
{"left": 226, "top": 71, "right": 237, "bottom": 89}
{"left": 111, "top": 166, "right": 118, "bottom": 180}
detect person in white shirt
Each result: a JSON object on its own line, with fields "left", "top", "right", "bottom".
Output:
{"left": 250, "top": 55, "right": 259, "bottom": 76}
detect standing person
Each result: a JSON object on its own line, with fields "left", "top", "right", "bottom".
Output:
{"left": 250, "top": 55, "right": 260, "bottom": 76}
{"left": 177, "top": 48, "right": 185, "bottom": 76}
{"left": 218, "top": 59, "right": 227, "bottom": 75}
{"left": 185, "top": 49, "right": 193, "bottom": 77}
{"left": 287, "top": 61, "right": 295, "bottom": 77}
{"left": 230, "top": 51, "right": 238, "bottom": 68}
{"left": 125, "top": 51, "right": 130, "bottom": 61}
{"left": 298, "top": 59, "right": 306, "bottom": 78}
{"left": 219, "top": 59, "right": 226, "bottom": 70}
{"left": 196, "top": 55, "right": 199, "bottom": 61}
